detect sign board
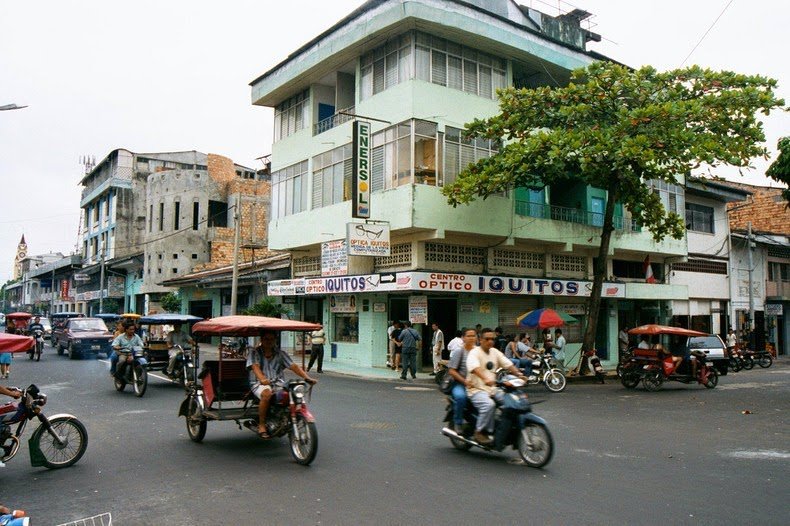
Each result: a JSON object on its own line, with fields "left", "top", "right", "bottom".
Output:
{"left": 321, "top": 240, "right": 348, "bottom": 277}
{"left": 555, "top": 303, "right": 587, "bottom": 316}
{"left": 351, "top": 120, "right": 371, "bottom": 219}
{"left": 330, "top": 295, "right": 357, "bottom": 313}
{"left": 373, "top": 302, "right": 386, "bottom": 313}
{"left": 60, "top": 279, "right": 70, "bottom": 300}
{"left": 408, "top": 295, "right": 428, "bottom": 324}
{"left": 766, "top": 303, "right": 783, "bottom": 316}
{"left": 73, "top": 273, "right": 90, "bottom": 281}
{"left": 347, "top": 223, "right": 390, "bottom": 256}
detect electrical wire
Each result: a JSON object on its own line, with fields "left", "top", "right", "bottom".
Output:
{"left": 680, "top": 0, "right": 735, "bottom": 67}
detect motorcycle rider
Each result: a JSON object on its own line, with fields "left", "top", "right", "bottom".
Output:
{"left": 165, "top": 323, "right": 194, "bottom": 378}
{"left": 0, "top": 385, "right": 22, "bottom": 466}
{"left": 467, "top": 328, "right": 526, "bottom": 445}
{"left": 26, "top": 316, "right": 45, "bottom": 357}
{"left": 247, "top": 329, "right": 317, "bottom": 439}
{"left": 110, "top": 323, "right": 144, "bottom": 377}
{"left": 446, "top": 328, "right": 477, "bottom": 433}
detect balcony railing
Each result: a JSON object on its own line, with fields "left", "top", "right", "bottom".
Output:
{"left": 515, "top": 201, "right": 640, "bottom": 231}
{"left": 313, "top": 106, "right": 355, "bottom": 135}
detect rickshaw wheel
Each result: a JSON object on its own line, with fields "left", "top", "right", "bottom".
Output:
{"left": 289, "top": 415, "right": 317, "bottom": 465}
{"left": 703, "top": 367, "right": 719, "bottom": 389}
{"left": 186, "top": 398, "right": 206, "bottom": 442}
{"left": 642, "top": 371, "right": 663, "bottom": 392}
{"left": 621, "top": 372, "right": 640, "bottom": 389}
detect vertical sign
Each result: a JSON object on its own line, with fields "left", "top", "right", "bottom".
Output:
{"left": 408, "top": 295, "right": 428, "bottom": 324}
{"left": 352, "top": 120, "right": 371, "bottom": 218}
{"left": 321, "top": 240, "right": 348, "bottom": 276}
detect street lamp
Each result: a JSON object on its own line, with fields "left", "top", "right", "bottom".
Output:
{"left": 0, "top": 104, "right": 28, "bottom": 111}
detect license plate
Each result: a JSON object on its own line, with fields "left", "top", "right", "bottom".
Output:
{"left": 91, "top": 345, "right": 101, "bottom": 350}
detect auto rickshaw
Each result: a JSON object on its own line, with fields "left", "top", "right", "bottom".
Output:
{"left": 137, "top": 313, "right": 202, "bottom": 386}
{"left": 5, "top": 312, "right": 32, "bottom": 334}
{"left": 178, "top": 315, "right": 320, "bottom": 465}
{"left": 94, "top": 313, "right": 121, "bottom": 332}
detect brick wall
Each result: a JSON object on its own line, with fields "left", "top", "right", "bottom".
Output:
{"left": 725, "top": 183, "right": 790, "bottom": 235}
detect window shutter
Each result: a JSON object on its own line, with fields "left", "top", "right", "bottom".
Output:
{"left": 372, "top": 146, "right": 385, "bottom": 192}
{"left": 431, "top": 50, "right": 447, "bottom": 86}
{"left": 312, "top": 169, "right": 323, "bottom": 210}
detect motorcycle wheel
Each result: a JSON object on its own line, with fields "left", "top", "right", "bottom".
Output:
{"left": 55, "top": 339, "right": 64, "bottom": 356}
{"left": 758, "top": 354, "right": 773, "bottom": 368}
{"left": 32, "top": 416, "right": 88, "bottom": 469}
{"left": 543, "top": 370, "right": 566, "bottom": 393}
{"left": 616, "top": 363, "right": 624, "bottom": 378}
{"left": 114, "top": 375, "right": 126, "bottom": 391}
{"left": 434, "top": 368, "right": 447, "bottom": 386}
{"left": 517, "top": 423, "right": 553, "bottom": 468}
{"left": 703, "top": 367, "right": 719, "bottom": 389}
{"left": 35, "top": 342, "right": 42, "bottom": 361}
{"left": 642, "top": 371, "right": 664, "bottom": 392}
{"left": 186, "top": 397, "right": 206, "bottom": 442}
{"left": 621, "top": 372, "right": 640, "bottom": 389}
{"left": 133, "top": 364, "right": 147, "bottom": 397}
{"left": 728, "top": 358, "right": 742, "bottom": 372}
{"left": 289, "top": 414, "right": 318, "bottom": 466}
{"left": 742, "top": 357, "right": 755, "bottom": 370}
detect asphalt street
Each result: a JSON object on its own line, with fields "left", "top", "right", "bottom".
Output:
{"left": 1, "top": 343, "right": 788, "bottom": 526}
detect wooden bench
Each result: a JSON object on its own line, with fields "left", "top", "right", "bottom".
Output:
{"left": 199, "top": 359, "right": 249, "bottom": 406}
{"left": 145, "top": 340, "right": 170, "bottom": 364}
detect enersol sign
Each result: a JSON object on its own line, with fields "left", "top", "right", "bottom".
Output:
{"left": 352, "top": 120, "right": 371, "bottom": 219}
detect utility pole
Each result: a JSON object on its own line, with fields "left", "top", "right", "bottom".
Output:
{"left": 747, "top": 221, "right": 755, "bottom": 335}
{"left": 98, "top": 241, "right": 106, "bottom": 314}
{"left": 50, "top": 267, "right": 55, "bottom": 316}
{"left": 230, "top": 194, "right": 241, "bottom": 315}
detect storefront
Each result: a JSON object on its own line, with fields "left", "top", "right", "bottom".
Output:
{"left": 268, "top": 271, "right": 628, "bottom": 370}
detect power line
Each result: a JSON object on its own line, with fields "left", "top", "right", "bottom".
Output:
{"left": 680, "top": 0, "right": 735, "bottom": 67}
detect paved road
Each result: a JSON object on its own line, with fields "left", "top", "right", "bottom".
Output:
{"left": 1, "top": 343, "right": 788, "bottom": 525}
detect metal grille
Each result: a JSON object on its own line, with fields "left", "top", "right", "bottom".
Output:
{"left": 671, "top": 259, "right": 727, "bottom": 275}
{"left": 550, "top": 254, "right": 587, "bottom": 273}
{"left": 425, "top": 243, "right": 485, "bottom": 265}
{"left": 293, "top": 256, "right": 321, "bottom": 277}
{"left": 374, "top": 243, "right": 412, "bottom": 270}
{"left": 492, "top": 249, "right": 544, "bottom": 273}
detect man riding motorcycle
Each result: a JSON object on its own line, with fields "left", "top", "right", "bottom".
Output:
{"left": 165, "top": 323, "right": 194, "bottom": 378}
{"left": 26, "top": 317, "right": 44, "bottom": 336}
{"left": 110, "top": 323, "right": 144, "bottom": 377}
{"left": 467, "top": 328, "right": 526, "bottom": 445}
{"left": 446, "top": 328, "right": 477, "bottom": 433}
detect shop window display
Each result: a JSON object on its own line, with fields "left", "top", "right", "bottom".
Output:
{"left": 334, "top": 314, "right": 359, "bottom": 343}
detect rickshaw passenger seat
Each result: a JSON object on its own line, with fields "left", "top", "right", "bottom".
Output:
{"left": 201, "top": 359, "right": 249, "bottom": 402}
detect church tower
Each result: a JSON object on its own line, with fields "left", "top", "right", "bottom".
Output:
{"left": 13, "top": 234, "right": 27, "bottom": 280}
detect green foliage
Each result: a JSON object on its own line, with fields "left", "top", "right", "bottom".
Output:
{"left": 243, "top": 296, "right": 290, "bottom": 318}
{"left": 766, "top": 137, "right": 790, "bottom": 205}
{"left": 101, "top": 299, "right": 121, "bottom": 314}
{"left": 159, "top": 292, "right": 182, "bottom": 313}
{"left": 443, "top": 61, "right": 784, "bottom": 242}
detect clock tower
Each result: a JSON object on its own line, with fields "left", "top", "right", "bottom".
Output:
{"left": 13, "top": 234, "right": 27, "bottom": 280}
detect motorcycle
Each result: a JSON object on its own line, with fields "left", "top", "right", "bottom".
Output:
{"left": 113, "top": 346, "right": 148, "bottom": 397}
{"left": 727, "top": 347, "right": 745, "bottom": 372}
{"left": 441, "top": 374, "right": 554, "bottom": 468}
{"left": 166, "top": 344, "right": 195, "bottom": 387}
{"left": 506, "top": 351, "right": 566, "bottom": 393}
{"left": 0, "top": 384, "right": 88, "bottom": 469}
{"left": 27, "top": 330, "right": 44, "bottom": 362}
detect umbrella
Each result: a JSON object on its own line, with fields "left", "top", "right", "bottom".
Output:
{"left": 516, "top": 308, "right": 578, "bottom": 329}
{"left": 0, "top": 332, "right": 35, "bottom": 353}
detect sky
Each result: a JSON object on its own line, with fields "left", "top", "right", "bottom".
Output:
{"left": 1, "top": 0, "right": 788, "bottom": 283}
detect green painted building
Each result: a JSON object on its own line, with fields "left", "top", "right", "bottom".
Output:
{"left": 252, "top": 0, "right": 689, "bottom": 370}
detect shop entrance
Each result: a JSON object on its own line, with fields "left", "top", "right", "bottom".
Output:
{"left": 422, "top": 298, "right": 458, "bottom": 367}
{"left": 303, "top": 298, "right": 323, "bottom": 323}
{"left": 189, "top": 300, "right": 213, "bottom": 343}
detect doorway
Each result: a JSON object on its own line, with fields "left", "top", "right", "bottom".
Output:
{"left": 422, "top": 298, "right": 458, "bottom": 368}
{"left": 189, "top": 300, "right": 213, "bottom": 343}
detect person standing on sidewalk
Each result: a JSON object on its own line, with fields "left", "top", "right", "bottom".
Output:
{"left": 386, "top": 320, "right": 396, "bottom": 368}
{"left": 398, "top": 321, "right": 421, "bottom": 380}
{"left": 307, "top": 323, "right": 325, "bottom": 373}
{"left": 430, "top": 321, "right": 445, "bottom": 376}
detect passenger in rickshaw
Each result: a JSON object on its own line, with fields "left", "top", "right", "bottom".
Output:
{"left": 165, "top": 322, "right": 195, "bottom": 377}
{"left": 637, "top": 335, "right": 651, "bottom": 349}
{"left": 247, "top": 329, "right": 317, "bottom": 439}
{"left": 654, "top": 343, "right": 683, "bottom": 373}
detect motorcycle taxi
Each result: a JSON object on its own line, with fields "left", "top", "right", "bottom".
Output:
{"left": 137, "top": 313, "right": 202, "bottom": 388}
{"left": 178, "top": 315, "right": 321, "bottom": 466}
{"left": 619, "top": 325, "right": 719, "bottom": 391}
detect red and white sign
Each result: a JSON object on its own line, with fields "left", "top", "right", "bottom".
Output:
{"left": 60, "top": 280, "right": 70, "bottom": 300}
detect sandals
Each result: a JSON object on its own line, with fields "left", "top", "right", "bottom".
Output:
{"left": 258, "top": 430, "right": 271, "bottom": 440}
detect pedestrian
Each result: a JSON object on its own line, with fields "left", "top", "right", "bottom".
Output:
{"left": 430, "top": 321, "right": 445, "bottom": 376}
{"left": 397, "top": 321, "right": 421, "bottom": 380}
{"left": 386, "top": 320, "right": 396, "bottom": 368}
{"left": 618, "top": 325, "right": 630, "bottom": 359}
{"left": 307, "top": 323, "right": 325, "bottom": 373}
{"left": 0, "top": 348, "right": 10, "bottom": 379}
{"left": 446, "top": 330, "right": 463, "bottom": 355}
{"left": 553, "top": 329, "right": 566, "bottom": 371}
{"left": 390, "top": 321, "right": 403, "bottom": 371}
{"left": 726, "top": 327, "right": 737, "bottom": 354}
{"left": 493, "top": 327, "right": 508, "bottom": 352}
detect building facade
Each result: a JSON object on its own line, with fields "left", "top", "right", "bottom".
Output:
{"left": 253, "top": 0, "right": 691, "bottom": 370}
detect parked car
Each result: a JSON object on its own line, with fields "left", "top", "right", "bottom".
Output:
{"left": 57, "top": 317, "right": 114, "bottom": 359}
{"left": 683, "top": 334, "right": 728, "bottom": 375}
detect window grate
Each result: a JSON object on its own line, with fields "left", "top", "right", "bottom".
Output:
{"left": 425, "top": 243, "right": 485, "bottom": 265}
{"left": 492, "top": 249, "right": 544, "bottom": 273}
{"left": 293, "top": 256, "right": 321, "bottom": 277}
{"left": 550, "top": 254, "right": 587, "bottom": 273}
{"left": 374, "top": 243, "right": 412, "bottom": 270}
{"left": 671, "top": 259, "right": 727, "bottom": 275}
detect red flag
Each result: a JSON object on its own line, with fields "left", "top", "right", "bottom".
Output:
{"left": 644, "top": 255, "right": 657, "bottom": 284}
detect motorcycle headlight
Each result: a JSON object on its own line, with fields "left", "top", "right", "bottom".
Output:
{"left": 73, "top": 339, "right": 82, "bottom": 344}
{"left": 293, "top": 384, "right": 306, "bottom": 398}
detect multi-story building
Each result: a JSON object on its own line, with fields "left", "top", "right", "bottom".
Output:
{"left": 253, "top": 0, "right": 690, "bottom": 370}
{"left": 78, "top": 149, "right": 262, "bottom": 314}
{"left": 26, "top": 255, "right": 83, "bottom": 314}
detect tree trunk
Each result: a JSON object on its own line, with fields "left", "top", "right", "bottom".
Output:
{"left": 576, "top": 183, "right": 618, "bottom": 373}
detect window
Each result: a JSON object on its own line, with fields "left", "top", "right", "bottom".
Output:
{"left": 172, "top": 268, "right": 178, "bottom": 274}
{"left": 613, "top": 259, "right": 664, "bottom": 281}
{"left": 273, "top": 90, "right": 308, "bottom": 141}
{"left": 191, "top": 253, "right": 198, "bottom": 259}
{"left": 374, "top": 243, "right": 413, "bottom": 270}
{"left": 172, "top": 254, "right": 178, "bottom": 259}
{"left": 333, "top": 314, "right": 358, "bottom": 343}
{"left": 271, "top": 160, "right": 309, "bottom": 218}
{"left": 443, "top": 126, "right": 499, "bottom": 186}
{"left": 312, "top": 147, "right": 352, "bottom": 209}
{"left": 551, "top": 255, "right": 587, "bottom": 273}
{"left": 425, "top": 243, "right": 485, "bottom": 265}
{"left": 492, "top": 249, "right": 545, "bottom": 274}
{"left": 685, "top": 203, "right": 714, "bottom": 233}
{"left": 158, "top": 203, "right": 164, "bottom": 231}
{"left": 173, "top": 201, "right": 180, "bottom": 230}
{"left": 360, "top": 34, "right": 412, "bottom": 101}
{"left": 293, "top": 256, "right": 321, "bottom": 277}
{"left": 648, "top": 179, "right": 685, "bottom": 217}
{"left": 192, "top": 202, "right": 200, "bottom": 230}
{"left": 768, "top": 262, "right": 789, "bottom": 281}
{"left": 671, "top": 259, "right": 727, "bottom": 274}
{"left": 208, "top": 201, "right": 228, "bottom": 227}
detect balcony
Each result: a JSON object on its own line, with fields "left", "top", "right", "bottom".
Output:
{"left": 313, "top": 106, "right": 355, "bottom": 135}
{"left": 515, "top": 201, "right": 640, "bottom": 231}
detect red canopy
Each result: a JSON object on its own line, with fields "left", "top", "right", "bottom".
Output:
{"left": 6, "top": 312, "right": 32, "bottom": 320}
{"left": 0, "top": 332, "right": 35, "bottom": 353}
{"left": 628, "top": 324, "right": 707, "bottom": 337}
{"left": 192, "top": 315, "right": 321, "bottom": 337}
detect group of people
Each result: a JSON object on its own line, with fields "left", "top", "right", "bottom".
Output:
{"left": 385, "top": 320, "right": 448, "bottom": 380}
{"left": 108, "top": 321, "right": 194, "bottom": 379}
{"left": 1, "top": 316, "right": 46, "bottom": 379}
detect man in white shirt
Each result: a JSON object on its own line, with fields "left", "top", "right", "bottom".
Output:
{"left": 446, "top": 330, "right": 464, "bottom": 355}
{"left": 553, "top": 329, "right": 566, "bottom": 371}
{"left": 430, "top": 322, "right": 445, "bottom": 376}
{"left": 466, "top": 328, "right": 525, "bottom": 445}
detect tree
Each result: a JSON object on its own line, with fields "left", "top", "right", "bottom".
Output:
{"left": 766, "top": 136, "right": 790, "bottom": 205}
{"left": 243, "top": 296, "right": 291, "bottom": 318}
{"left": 443, "top": 62, "right": 784, "bottom": 362}
{"left": 160, "top": 292, "right": 182, "bottom": 313}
